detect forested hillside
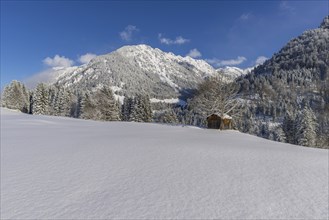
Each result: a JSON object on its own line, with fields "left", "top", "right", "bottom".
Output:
{"left": 236, "top": 16, "right": 329, "bottom": 147}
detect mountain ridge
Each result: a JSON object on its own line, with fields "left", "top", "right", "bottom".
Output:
{"left": 52, "top": 44, "right": 253, "bottom": 102}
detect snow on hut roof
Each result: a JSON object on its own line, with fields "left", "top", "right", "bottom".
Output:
{"left": 223, "top": 114, "right": 232, "bottom": 119}
{"left": 207, "top": 113, "right": 232, "bottom": 119}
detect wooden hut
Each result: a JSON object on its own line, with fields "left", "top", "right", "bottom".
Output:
{"left": 206, "top": 113, "right": 232, "bottom": 130}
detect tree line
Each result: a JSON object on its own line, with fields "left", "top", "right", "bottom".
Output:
{"left": 1, "top": 80, "right": 153, "bottom": 123}
{"left": 1, "top": 79, "right": 326, "bottom": 148}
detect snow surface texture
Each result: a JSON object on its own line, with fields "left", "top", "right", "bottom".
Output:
{"left": 1, "top": 108, "right": 328, "bottom": 219}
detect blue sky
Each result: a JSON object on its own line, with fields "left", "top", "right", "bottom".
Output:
{"left": 1, "top": 0, "right": 328, "bottom": 88}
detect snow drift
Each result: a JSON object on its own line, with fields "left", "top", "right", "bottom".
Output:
{"left": 1, "top": 108, "right": 328, "bottom": 219}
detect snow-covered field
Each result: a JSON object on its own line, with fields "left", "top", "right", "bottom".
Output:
{"left": 1, "top": 108, "right": 328, "bottom": 219}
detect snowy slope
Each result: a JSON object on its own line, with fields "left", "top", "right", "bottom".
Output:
{"left": 1, "top": 108, "right": 328, "bottom": 219}
{"left": 217, "top": 66, "right": 253, "bottom": 82}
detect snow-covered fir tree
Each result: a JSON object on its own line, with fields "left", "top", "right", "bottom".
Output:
{"left": 130, "top": 94, "right": 152, "bottom": 122}
{"left": 121, "top": 96, "right": 134, "bottom": 121}
{"left": 1, "top": 80, "right": 30, "bottom": 113}
{"left": 296, "top": 108, "right": 318, "bottom": 147}
{"left": 73, "top": 91, "right": 82, "bottom": 118}
{"left": 48, "top": 86, "right": 58, "bottom": 116}
{"left": 140, "top": 95, "right": 152, "bottom": 122}
{"left": 157, "top": 109, "right": 178, "bottom": 124}
{"left": 54, "top": 87, "right": 65, "bottom": 116}
{"left": 130, "top": 95, "right": 142, "bottom": 122}
{"left": 32, "top": 83, "right": 50, "bottom": 115}
{"left": 272, "top": 125, "right": 286, "bottom": 142}
{"left": 282, "top": 112, "right": 297, "bottom": 144}
{"left": 260, "top": 122, "right": 271, "bottom": 139}
{"left": 115, "top": 99, "right": 122, "bottom": 121}
{"left": 95, "top": 86, "right": 120, "bottom": 121}
{"left": 62, "top": 89, "right": 74, "bottom": 117}
{"left": 80, "top": 92, "right": 97, "bottom": 120}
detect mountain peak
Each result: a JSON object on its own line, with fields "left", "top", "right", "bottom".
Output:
{"left": 115, "top": 44, "right": 164, "bottom": 58}
{"left": 118, "top": 44, "right": 153, "bottom": 51}
{"left": 320, "top": 16, "right": 329, "bottom": 29}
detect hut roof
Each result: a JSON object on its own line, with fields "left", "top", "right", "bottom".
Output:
{"left": 223, "top": 114, "right": 232, "bottom": 119}
{"left": 207, "top": 113, "right": 232, "bottom": 120}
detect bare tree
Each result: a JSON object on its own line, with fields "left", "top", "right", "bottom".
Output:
{"left": 189, "top": 75, "right": 241, "bottom": 120}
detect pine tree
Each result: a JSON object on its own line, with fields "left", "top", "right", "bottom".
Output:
{"left": 48, "top": 86, "right": 58, "bottom": 115}
{"left": 1, "top": 80, "right": 30, "bottom": 113}
{"left": 122, "top": 96, "right": 133, "bottom": 121}
{"left": 96, "top": 86, "right": 120, "bottom": 121}
{"left": 260, "top": 121, "right": 270, "bottom": 139}
{"left": 73, "top": 91, "right": 82, "bottom": 118}
{"left": 130, "top": 94, "right": 153, "bottom": 122}
{"left": 28, "top": 91, "right": 34, "bottom": 114}
{"left": 53, "top": 87, "right": 64, "bottom": 116}
{"left": 80, "top": 92, "right": 97, "bottom": 120}
{"left": 273, "top": 125, "right": 286, "bottom": 142}
{"left": 32, "top": 83, "right": 50, "bottom": 115}
{"left": 21, "top": 84, "right": 30, "bottom": 113}
{"left": 63, "top": 89, "right": 73, "bottom": 117}
{"left": 282, "top": 112, "right": 297, "bottom": 144}
{"left": 158, "top": 109, "right": 178, "bottom": 124}
{"left": 115, "top": 99, "right": 122, "bottom": 121}
{"left": 130, "top": 95, "right": 143, "bottom": 122}
{"left": 296, "top": 108, "right": 318, "bottom": 147}
{"left": 141, "top": 95, "right": 152, "bottom": 122}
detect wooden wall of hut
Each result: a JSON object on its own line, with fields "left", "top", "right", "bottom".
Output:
{"left": 207, "top": 114, "right": 232, "bottom": 130}
{"left": 207, "top": 114, "right": 221, "bottom": 129}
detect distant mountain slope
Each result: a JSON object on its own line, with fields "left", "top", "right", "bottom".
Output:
{"left": 252, "top": 16, "right": 329, "bottom": 82}
{"left": 217, "top": 66, "right": 253, "bottom": 82}
{"left": 239, "top": 15, "right": 329, "bottom": 109}
{"left": 1, "top": 108, "right": 328, "bottom": 219}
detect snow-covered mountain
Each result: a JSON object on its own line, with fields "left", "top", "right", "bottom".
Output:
{"left": 52, "top": 45, "right": 253, "bottom": 102}
{"left": 1, "top": 108, "right": 328, "bottom": 219}
{"left": 216, "top": 66, "right": 253, "bottom": 81}
{"left": 54, "top": 45, "right": 217, "bottom": 101}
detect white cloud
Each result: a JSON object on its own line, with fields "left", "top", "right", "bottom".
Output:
{"left": 205, "top": 58, "right": 221, "bottom": 67}
{"left": 158, "top": 33, "right": 190, "bottom": 45}
{"left": 78, "top": 53, "right": 97, "bottom": 64}
{"left": 206, "top": 56, "right": 247, "bottom": 67}
{"left": 120, "top": 25, "right": 139, "bottom": 41}
{"left": 279, "top": 1, "right": 295, "bottom": 14}
{"left": 186, "top": 48, "right": 202, "bottom": 58}
{"left": 24, "top": 68, "right": 61, "bottom": 89}
{"left": 175, "top": 36, "right": 189, "bottom": 44}
{"left": 43, "top": 55, "right": 74, "bottom": 68}
{"left": 24, "top": 55, "right": 75, "bottom": 88}
{"left": 240, "top": 13, "right": 252, "bottom": 21}
{"left": 255, "top": 56, "right": 268, "bottom": 65}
